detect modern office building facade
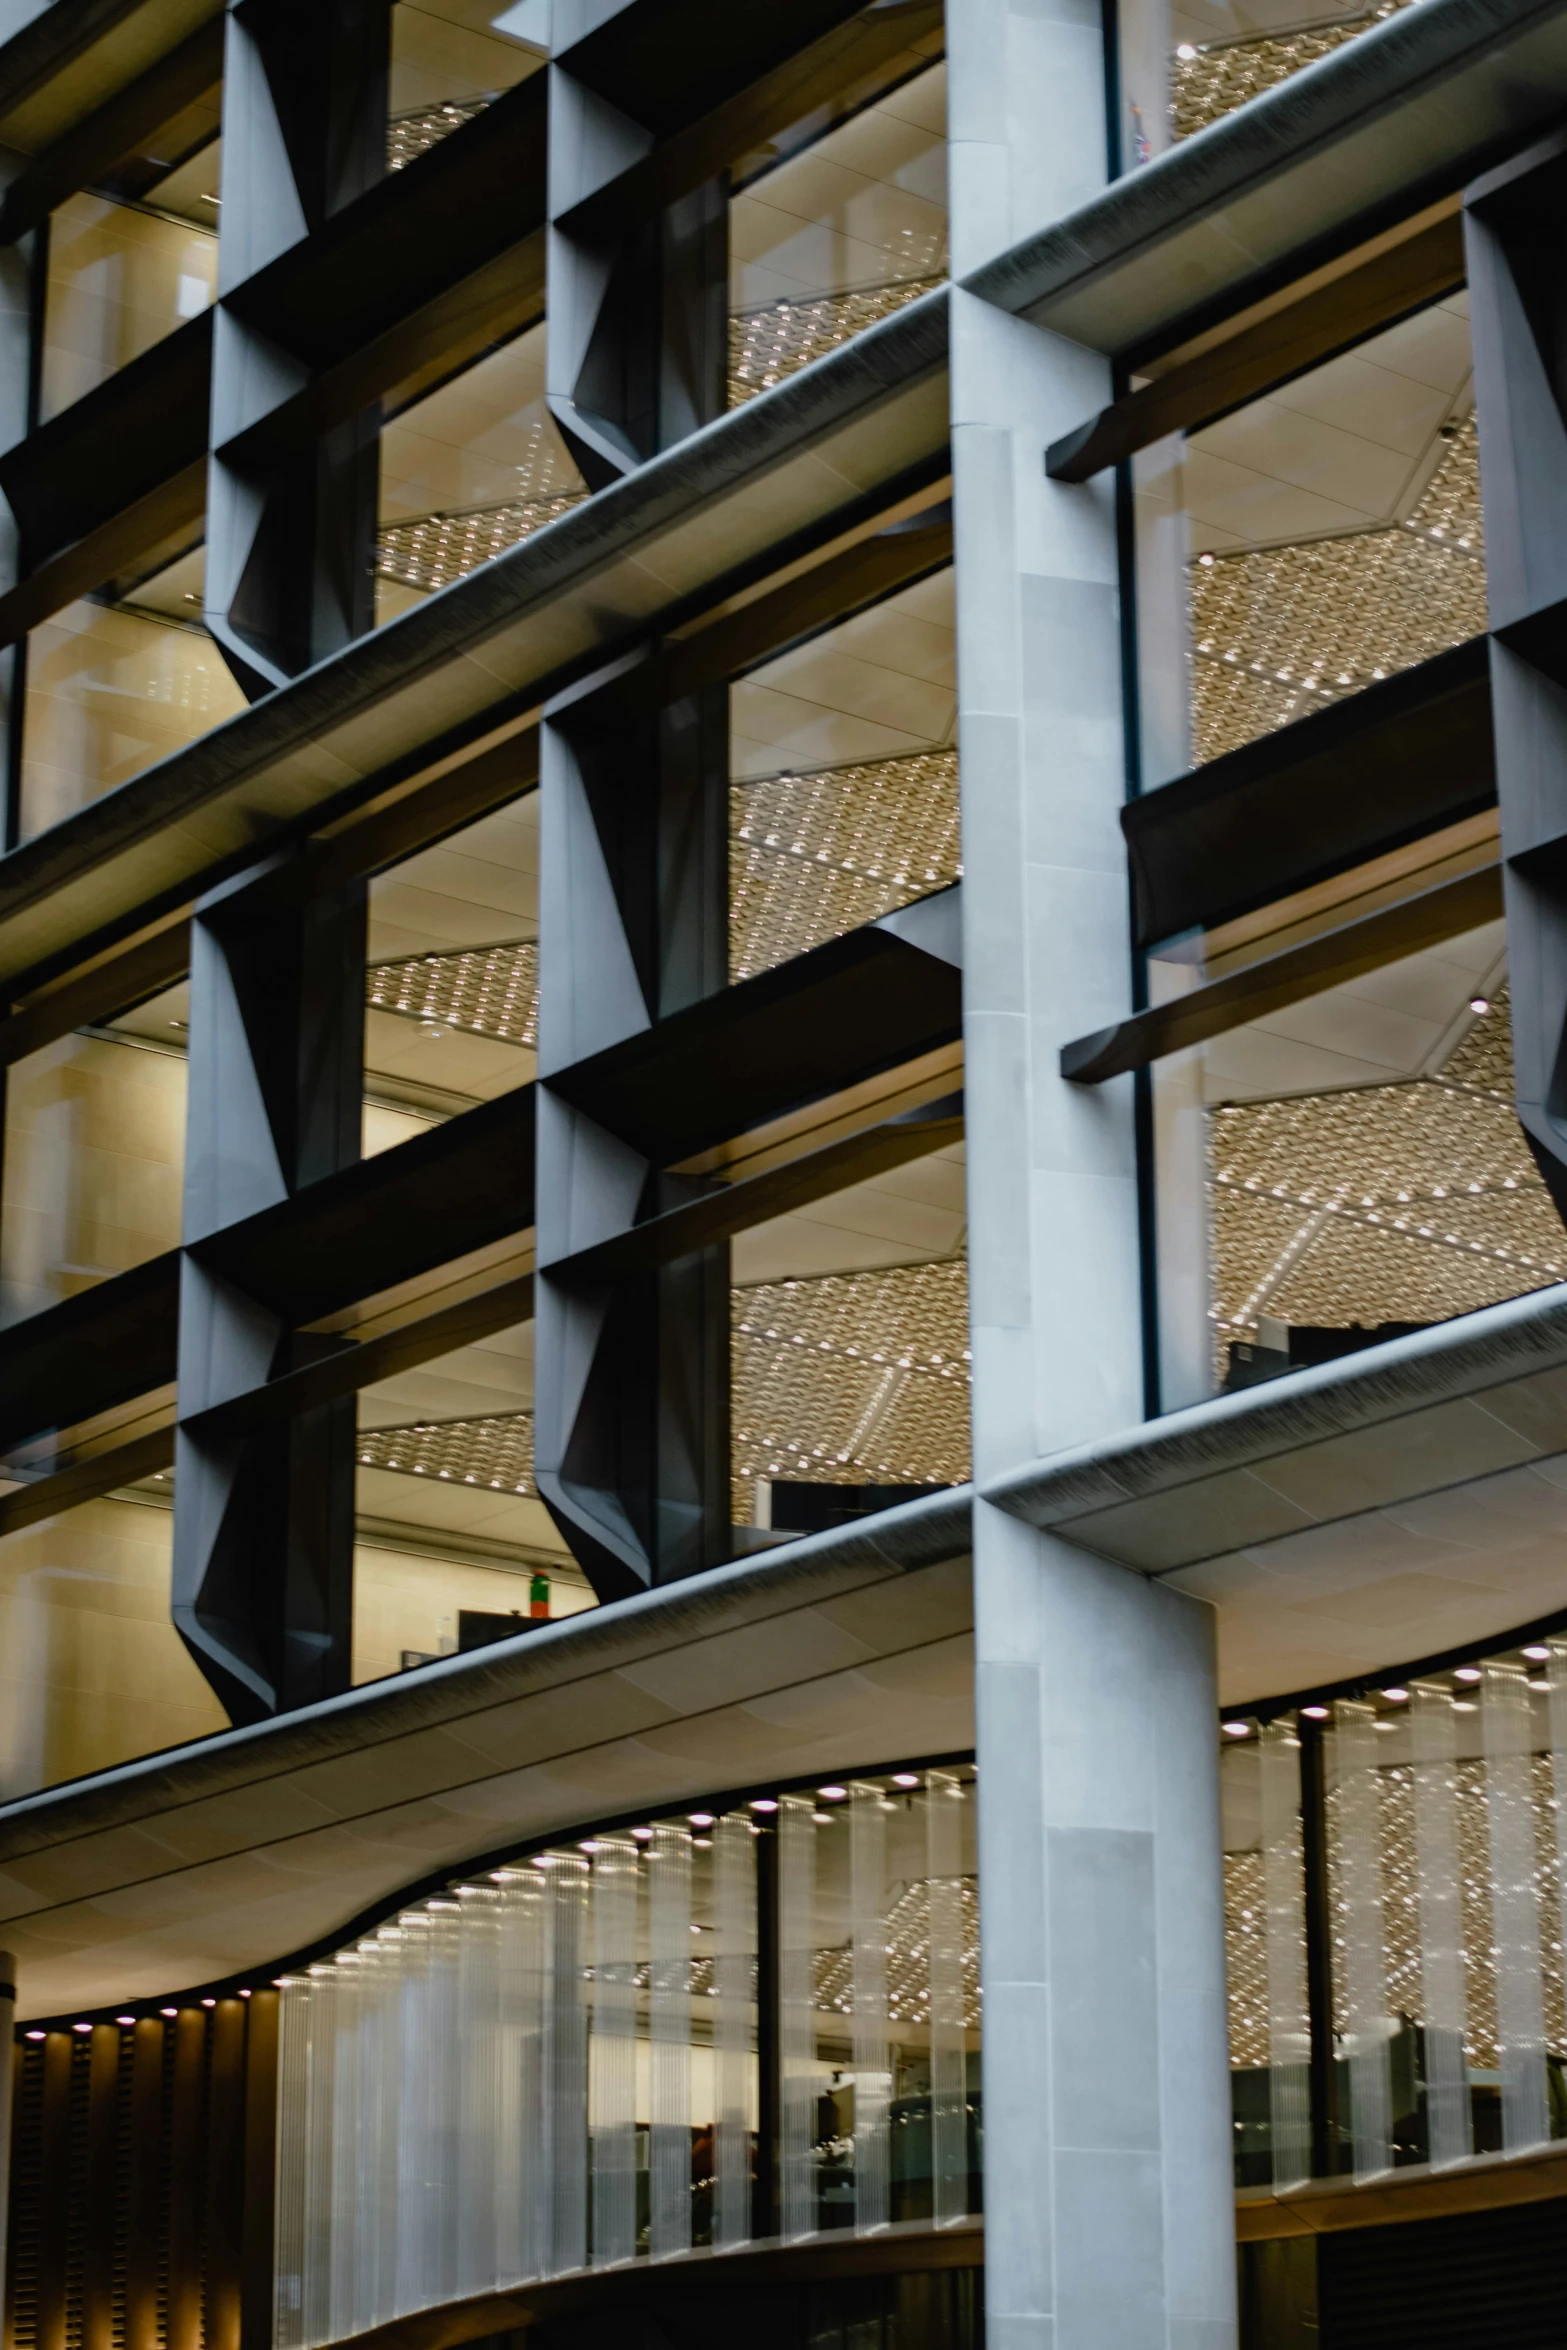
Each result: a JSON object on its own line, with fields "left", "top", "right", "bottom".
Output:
{"left": 3, "top": 0, "right": 1567, "bottom": 2345}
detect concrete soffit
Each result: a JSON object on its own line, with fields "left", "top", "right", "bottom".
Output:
{"left": 983, "top": 1289, "right": 1567, "bottom": 1700}
{"left": 962, "top": 0, "right": 1567, "bottom": 356}
{"left": 0, "top": 1490, "right": 973, "bottom": 2017}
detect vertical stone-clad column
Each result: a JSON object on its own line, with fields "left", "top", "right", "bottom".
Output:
{"left": 950, "top": 6, "right": 1237, "bottom": 2345}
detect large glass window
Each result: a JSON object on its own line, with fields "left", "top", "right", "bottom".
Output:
{"left": 730, "top": 57, "right": 947, "bottom": 406}
{"left": 19, "top": 589, "right": 245, "bottom": 840}
{"left": 0, "top": 981, "right": 188, "bottom": 1329}
{"left": 1117, "top": 0, "right": 1413, "bottom": 170}
{"left": 0, "top": 1492, "right": 225, "bottom": 1801}
{"left": 272, "top": 1758, "right": 980, "bottom": 2343}
{"left": 1148, "top": 910, "right": 1556, "bottom": 1412}
{"left": 40, "top": 186, "right": 216, "bottom": 422}
{"left": 1134, "top": 292, "right": 1477, "bottom": 790}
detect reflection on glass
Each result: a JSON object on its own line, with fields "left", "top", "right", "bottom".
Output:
{"left": 1134, "top": 297, "right": 1478, "bottom": 789}
{"left": 712, "top": 1811, "right": 757, "bottom": 2248}
{"left": 649, "top": 1823, "right": 694, "bottom": 2259}
{"left": 592, "top": 1835, "right": 639, "bottom": 2266}
{"left": 41, "top": 194, "right": 215, "bottom": 420}
{"left": 780, "top": 1791, "right": 819, "bottom": 2239}
{"left": 730, "top": 60, "right": 946, "bottom": 408}
{"left": 1258, "top": 1719, "right": 1310, "bottom": 2190}
{"left": 0, "top": 1026, "right": 185, "bottom": 1327}
{"left": 21, "top": 599, "right": 245, "bottom": 838}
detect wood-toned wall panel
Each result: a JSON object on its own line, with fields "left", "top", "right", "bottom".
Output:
{"left": 3, "top": 1997, "right": 278, "bottom": 2350}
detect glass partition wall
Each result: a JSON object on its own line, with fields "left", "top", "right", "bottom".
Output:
{"left": 1222, "top": 1631, "right": 1567, "bottom": 2193}
{"left": 273, "top": 1761, "right": 981, "bottom": 2344}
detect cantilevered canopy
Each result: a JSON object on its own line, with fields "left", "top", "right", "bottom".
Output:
{"left": 0, "top": 1495, "right": 972, "bottom": 2018}
{"left": 988, "top": 1286, "right": 1567, "bottom": 1706}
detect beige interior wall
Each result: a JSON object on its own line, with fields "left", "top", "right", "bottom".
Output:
{"left": 0, "top": 1497, "right": 227, "bottom": 1801}
{"left": 41, "top": 192, "right": 216, "bottom": 421}
{"left": 22, "top": 602, "right": 245, "bottom": 838}
{"left": 0, "top": 1034, "right": 185, "bottom": 1326}
{"left": 352, "top": 1540, "right": 595, "bottom": 1685}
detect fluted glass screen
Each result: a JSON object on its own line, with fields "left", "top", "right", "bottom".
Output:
{"left": 273, "top": 1762, "right": 979, "bottom": 2346}
{"left": 1222, "top": 1633, "right": 1567, "bottom": 2189}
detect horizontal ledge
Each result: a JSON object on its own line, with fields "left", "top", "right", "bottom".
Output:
{"left": 0, "top": 1481, "right": 973, "bottom": 1858}
{"left": 319, "top": 2221, "right": 987, "bottom": 2350}
{"left": 553, "top": 1093, "right": 963, "bottom": 1283}
{"left": 1044, "top": 211, "right": 1464, "bottom": 481}
{"left": 1061, "top": 863, "right": 1502, "bottom": 1081}
{"left": 962, "top": 0, "right": 1567, "bottom": 357}
{"left": 1123, "top": 638, "right": 1495, "bottom": 952}
{"left": 980, "top": 1283, "right": 1567, "bottom": 1565}
{"left": 1237, "top": 2140, "right": 1567, "bottom": 2240}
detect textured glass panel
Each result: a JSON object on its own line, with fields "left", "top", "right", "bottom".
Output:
{"left": 273, "top": 1979, "right": 311, "bottom": 2349}
{"left": 500, "top": 1870, "right": 549, "bottom": 2285}
{"left": 1482, "top": 1663, "right": 1550, "bottom": 2152}
{"left": 301, "top": 1967, "right": 338, "bottom": 2347}
{"left": 1258, "top": 1718, "right": 1310, "bottom": 2190}
{"left": 712, "top": 1811, "right": 756, "bottom": 2250}
{"left": 457, "top": 1890, "right": 502, "bottom": 2294}
{"left": 850, "top": 1783, "right": 890, "bottom": 2233}
{"left": 1550, "top": 1640, "right": 1567, "bottom": 2088}
{"left": 1332, "top": 1701, "right": 1393, "bottom": 2181}
{"left": 392, "top": 1915, "right": 435, "bottom": 2315}
{"left": 426, "top": 1905, "right": 464, "bottom": 2306}
{"left": 649, "top": 1824, "right": 693, "bottom": 2260}
{"left": 357, "top": 1940, "right": 397, "bottom": 2330}
{"left": 1410, "top": 1683, "right": 1472, "bottom": 2168}
{"left": 328, "top": 1956, "right": 363, "bottom": 2341}
{"left": 591, "top": 1837, "right": 638, "bottom": 2268}
{"left": 546, "top": 1858, "right": 590, "bottom": 2275}
{"left": 779, "top": 1795, "right": 817, "bottom": 2239}
{"left": 926, "top": 1769, "right": 968, "bottom": 2225}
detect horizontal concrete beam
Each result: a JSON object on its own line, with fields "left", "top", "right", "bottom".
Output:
{"left": 962, "top": 0, "right": 1567, "bottom": 358}
{"left": 0, "top": 1485, "right": 972, "bottom": 2016}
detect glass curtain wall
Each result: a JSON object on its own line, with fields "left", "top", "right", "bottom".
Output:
{"left": 1147, "top": 917, "right": 1553, "bottom": 1410}
{"left": 1116, "top": 0, "right": 1416, "bottom": 171}
{"left": 1134, "top": 293, "right": 1478, "bottom": 794}
{"left": 273, "top": 1762, "right": 980, "bottom": 2344}
{"left": 1221, "top": 1632, "right": 1567, "bottom": 2191}
{"left": 1132, "top": 291, "right": 1537, "bottom": 1409}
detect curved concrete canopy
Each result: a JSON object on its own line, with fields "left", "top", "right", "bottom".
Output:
{"left": 0, "top": 1494, "right": 973, "bottom": 2018}
{"left": 988, "top": 1284, "right": 1567, "bottom": 1704}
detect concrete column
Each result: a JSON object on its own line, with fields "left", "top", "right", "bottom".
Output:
{"left": 975, "top": 1511, "right": 1235, "bottom": 2350}
{"left": 949, "top": 8, "right": 1238, "bottom": 2346}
